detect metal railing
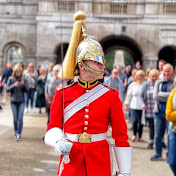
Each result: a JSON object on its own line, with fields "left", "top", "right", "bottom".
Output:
{"left": 110, "top": 2, "right": 127, "bottom": 14}
{"left": 39, "top": 0, "right": 176, "bottom": 15}
{"left": 58, "top": 1, "right": 75, "bottom": 12}
{"left": 163, "top": 2, "right": 176, "bottom": 14}
{"left": 57, "top": 1, "right": 128, "bottom": 15}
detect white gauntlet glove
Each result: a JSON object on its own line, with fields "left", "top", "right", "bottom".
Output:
{"left": 114, "top": 147, "right": 132, "bottom": 176}
{"left": 44, "top": 127, "right": 64, "bottom": 148}
{"left": 44, "top": 128, "right": 73, "bottom": 164}
{"left": 112, "top": 172, "right": 129, "bottom": 176}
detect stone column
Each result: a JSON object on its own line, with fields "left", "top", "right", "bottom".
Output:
{"left": 145, "top": 0, "right": 161, "bottom": 15}
{"left": 38, "top": 0, "right": 57, "bottom": 13}
{"left": 142, "top": 56, "right": 158, "bottom": 70}
{"left": 76, "top": 0, "right": 92, "bottom": 14}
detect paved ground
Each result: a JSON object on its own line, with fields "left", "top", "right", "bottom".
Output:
{"left": 0, "top": 97, "right": 173, "bottom": 176}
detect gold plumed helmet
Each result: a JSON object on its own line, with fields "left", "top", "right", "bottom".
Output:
{"left": 60, "top": 11, "right": 105, "bottom": 79}
{"left": 75, "top": 26, "right": 105, "bottom": 76}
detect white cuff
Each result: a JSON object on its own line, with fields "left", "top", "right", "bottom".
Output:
{"left": 114, "top": 147, "right": 132, "bottom": 176}
{"left": 44, "top": 127, "right": 64, "bottom": 147}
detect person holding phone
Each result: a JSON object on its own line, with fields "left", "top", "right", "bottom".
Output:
{"left": 6, "top": 63, "right": 29, "bottom": 141}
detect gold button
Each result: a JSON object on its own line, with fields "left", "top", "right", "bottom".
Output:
{"left": 85, "top": 115, "right": 89, "bottom": 119}
{"left": 86, "top": 104, "right": 89, "bottom": 107}
{"left": 85, "top": 121, "right": 88, "bottom": 125}
{"left": 84, "top": 127, "right": 88, "bottom": 130}
{"left": 85, "top": 109, "right": 89, "bottom": 112}
{"left": 86, "top": 90, "right": 90, "bottom": 93}
{"left": 83, "top": 132, "right": 87, "bottom": 135}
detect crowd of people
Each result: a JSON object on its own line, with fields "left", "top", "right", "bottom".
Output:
{"left": 0, "top": 58, "right": 176, "bottom": 175}
{"left": 103, "top": 59, "right": 176, "bottom": 175}
{"left": 0, "top": 62, "right": 66, "bottom": 141}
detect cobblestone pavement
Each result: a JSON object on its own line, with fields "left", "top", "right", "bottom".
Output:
{"left": 0, "top": 98, "right": 173, "bottom": 176}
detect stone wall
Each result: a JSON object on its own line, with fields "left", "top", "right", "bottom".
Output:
{"left": 0, "top": 0, "right": 176, "bottom": 72}
{"left": 0, "top": 1, "right": 37, "bottom": 72}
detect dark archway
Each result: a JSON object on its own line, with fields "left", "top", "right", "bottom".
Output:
{"left": 158, "top": 46, "right": 176, "bottom": 68}
{"left": 54, "top": 43, "right": 69, "bottom": 64}
{"left": 100, "top": 35, "right": 143, "bottom": 65}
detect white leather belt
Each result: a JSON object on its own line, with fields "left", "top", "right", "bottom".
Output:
{"left": 65, "top": 132, "right": 107, "bottom": 143}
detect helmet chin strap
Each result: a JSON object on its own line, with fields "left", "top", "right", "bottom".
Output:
{"left": 80, "top": 61, "right": 104, "bottom": 76}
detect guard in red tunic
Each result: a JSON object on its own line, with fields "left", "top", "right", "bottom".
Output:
{"left": 44, "top": 11, "right": 132, "bottom": 176}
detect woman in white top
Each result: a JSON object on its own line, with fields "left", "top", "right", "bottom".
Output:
{"left": 125, "top": 70, "right": 146, "bottom": 142}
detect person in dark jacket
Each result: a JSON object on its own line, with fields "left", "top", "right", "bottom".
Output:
{"left": 151, "top": 63, "right": 174, "bottom": 161}
{"left": 1, "top": 62, "right": 13, "bottom": 105}
{"left": 6, "top": 63, "right": 29, "bottom": 141}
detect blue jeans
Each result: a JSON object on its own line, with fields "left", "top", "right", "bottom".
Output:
{"left": 131, "top": 109, "right": 143, "bottom": 138}
{"left": 11, "top": 102, "right": 25, "bottom": 135}
{"left": 168, "top": 130, "right": 176, "bottom": 175}
{"left": 154, "top": 112, "right": 168, "bottom": 156}
{"left": 25, "top": 88, "right": 35, "bottom": 108}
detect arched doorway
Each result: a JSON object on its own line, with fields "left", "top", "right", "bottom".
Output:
{"left": 2, "top": 42, "right": 26, "bottom": 68}
{"left": 54, "top": 43, "right": 69, "bottom": 64}
{"left": 100, "top": 35, "right": 143, "bottom": 70}
{"left": 158, "top": 46, "right": 176, "bottom": 68}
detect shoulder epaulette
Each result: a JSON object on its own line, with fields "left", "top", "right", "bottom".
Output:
{"left": 98, "top": 82, "right": 116, "bottom": 91}
{"left": 57, "top": 81, "right": 77, "bottom": 91}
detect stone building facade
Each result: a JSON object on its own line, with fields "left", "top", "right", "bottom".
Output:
{"left": 0, "top": 0, "right": 176, "bottom": 72}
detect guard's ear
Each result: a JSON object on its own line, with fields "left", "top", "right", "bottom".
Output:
{"left": 78, "top": 63, "right": 84, "bottom": 70}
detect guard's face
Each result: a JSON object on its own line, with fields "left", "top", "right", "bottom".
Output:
{"left": 83, "top": 60, "right": 105, "bottom": 79}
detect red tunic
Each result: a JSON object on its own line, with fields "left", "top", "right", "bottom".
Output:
{"left": 47, "top": 80, "right": 130, "bottom": 176}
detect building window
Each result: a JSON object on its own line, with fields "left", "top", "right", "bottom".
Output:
{"left": 163, "top": 0, "right": 176, "bottom": 14}
{"left": 7, "top": 46, "right": 24, "bottom": 66}
{"left": 58, "top": 1, "right": 74, "bottom": 12}
{"left": 110, "top": 2, "right": 127, "bottom": 14}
